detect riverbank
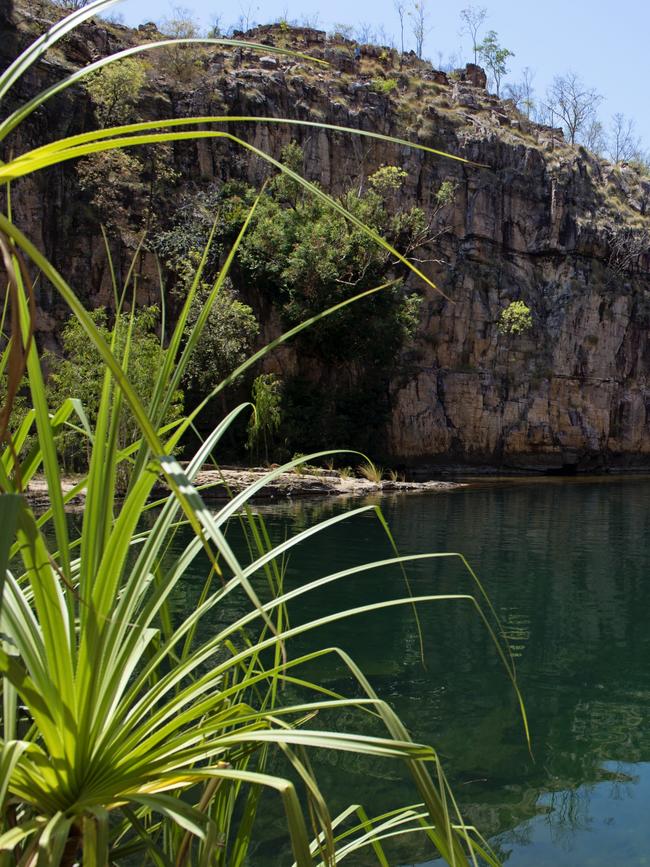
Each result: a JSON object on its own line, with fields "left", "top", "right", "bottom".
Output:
{"left": 190, "top": 467, "right": 464, "bottom": 499}
{"left": 25, "top": 467, "right": 465, "bottom": 509}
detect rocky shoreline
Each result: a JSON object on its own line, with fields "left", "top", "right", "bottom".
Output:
{"left": 191, "top": 467, "right": 465, "bottom": 499}
{"left": 25, "top": 467, "right": 464, "bottom": 509}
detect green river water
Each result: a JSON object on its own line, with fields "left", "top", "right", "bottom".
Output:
{"left": 170, "top": 476, "right": 650, "bottom": 865}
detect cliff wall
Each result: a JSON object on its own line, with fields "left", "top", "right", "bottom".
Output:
{"left": 3, "top": 1, "right": 650, "bottom": 470}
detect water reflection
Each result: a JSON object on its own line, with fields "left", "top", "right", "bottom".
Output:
{"left": 236, "top": 479, "right": 650, "bottom": 865}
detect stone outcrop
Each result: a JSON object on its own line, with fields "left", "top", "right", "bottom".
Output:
{"left": 25, "top": 468, "right": 462, "bottom": 508}
{"left": 3, "top": 1, "right": 650, "bottom": 471}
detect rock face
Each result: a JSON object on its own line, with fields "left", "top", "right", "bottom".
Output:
{"left": 386, "top": 145, "right": 650, "bottom": 471}
{"left": 4, "top": 3, "right": 650, "bottom": 471}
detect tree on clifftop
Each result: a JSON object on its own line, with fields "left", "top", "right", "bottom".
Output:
{"left": 545, "top": 72, "right": 603, "bottom": 146}
{"left": 394, "top": 0, "right": 406, "bottom": 54}
{"left": 460, "top": 6, "right": 488, "bottom": 65}
{"left": 408, "top": 1, "right": 430, "bottom": 59}
{"left": 477, "top": 30, "right": 514, "bottom": 97}
{"left": 504, "top": 67, "right": 536, "bottom": 119}
{"left": 607, "top": 113, "right": 643, "bottom": 163}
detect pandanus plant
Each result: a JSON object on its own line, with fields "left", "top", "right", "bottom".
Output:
{"left": 0, "top": 2, "right": 527, "bottom": 864}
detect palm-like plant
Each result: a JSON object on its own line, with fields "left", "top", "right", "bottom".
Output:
{"left": 0, "top": 3, "right": 527, "bottom": 864}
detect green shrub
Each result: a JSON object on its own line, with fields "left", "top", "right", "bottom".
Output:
{"left": 84, "top": 57, "right": 146, "bottom": 127}
{"left": 182, "top": 282, "right": 259, "bottom": 396}
{"left": 435, "top": 178, "right": 457, "bottom": 207}
{"left": 497, "top": 300, "right": 533, "bottom": 335}
{"left": 46, "top": 306, "right": 183, "bottom": 477}
{"left": 247, "top": 373, "right": 282, "bottom": 463}
{"left": 368, "top": 164, "right": 408, "bottom": 195}
{"left": 371, "top": 77, "right": 398, "bottom": 94}
{"left": 226, "top": 144, "right": 435, "bottom": 452}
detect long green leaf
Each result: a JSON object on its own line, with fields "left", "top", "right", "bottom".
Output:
{"left": 9, "top": 116, "right": 471, "bottom": 170}
{"left": 37, "top": 812, "right": 73, "bottom": 867}
{"left": 0, "top": 0, "right": 121, "bottom": 102}
{"left": 0, "top": 129, "right": 445, "bottom": 299}
{"left": 0, "top": 493, "right": 20, "bottom": 606}
{"left": 0, "top": 42, "right": 324, "bottom": 142}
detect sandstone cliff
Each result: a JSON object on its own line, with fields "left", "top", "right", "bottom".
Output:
{"left": 3, "top": 0, "right": 650, "bottom": 471}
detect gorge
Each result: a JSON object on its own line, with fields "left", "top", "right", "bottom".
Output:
{"left": 3, "top": 0, "right": 650, "bottom": 472}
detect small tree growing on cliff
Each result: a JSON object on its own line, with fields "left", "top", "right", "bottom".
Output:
{"left": 158, "top": 7, "right": 205, "bottom": 84}
{"left": 84, "top": 57, "right": 146, "bottom": 127}
{"left": 477, "top": 30, "right": 514, "bottom": 97}
{"left": 79, "top": 59, "right": 150, "bottom": 228}
{"left": 497, "top": 300, "right": 533, "bottom": 336}
{"left": 368, "top": 164, "right": 408, "bottom": 197}
{"left": 583, "top": 118, "right": 606, "bottom": 155}
{"left": 80, "top": 56, "right": 178, "bottom": 231}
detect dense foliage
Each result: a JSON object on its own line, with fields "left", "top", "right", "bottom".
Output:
{"left": 497, "top": 300, "right": 533, "bottom": 336}
{"left": 247, "top": 372, "right": 282, "bottom": 463}
{"left": 156, "top": 145, "right": 455, "bottom": 458}
{"left": 46, "top": 307, "right": 183, "bottom": 476}
{"left": 182, "top": 280, "right": 259, "bottom": 398}
{"left": 238, "top": 154, "right": 426, "bottom": 363}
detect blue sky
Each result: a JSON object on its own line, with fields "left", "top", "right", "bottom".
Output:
{"left": 116, "top": 0, "right": 650, "bottom": 148}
